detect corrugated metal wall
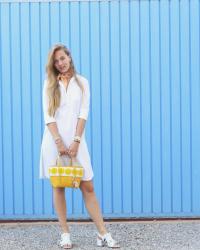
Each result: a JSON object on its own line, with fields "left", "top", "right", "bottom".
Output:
{"left": 0, "top": 0, "right": 200, "bottom": 220}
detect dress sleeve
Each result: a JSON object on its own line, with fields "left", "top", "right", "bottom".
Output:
{"left": 42, "top": 80, "right": 56, "bottom": 125}
{"left": 78, "top": 79, "right": 90, "bottom": 121}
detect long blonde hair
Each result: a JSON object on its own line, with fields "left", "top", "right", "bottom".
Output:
{"left": 45, "top": 44, "right": 84, "bottom": 116}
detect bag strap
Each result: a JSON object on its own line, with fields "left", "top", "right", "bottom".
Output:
{"left": 56, "top": 155, "right": 73, "bottom": 167}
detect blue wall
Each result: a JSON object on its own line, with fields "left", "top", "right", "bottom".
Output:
{"left": 0, "top": 0, "right": 200, "bottom": 220}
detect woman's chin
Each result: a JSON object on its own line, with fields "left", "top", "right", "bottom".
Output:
{"left": 60, "top": 68, "right": 69, "bottom": 74}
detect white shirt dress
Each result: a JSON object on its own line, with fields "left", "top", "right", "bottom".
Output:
{"left": 39, "top": 74, "right": 94, "bottom": 181}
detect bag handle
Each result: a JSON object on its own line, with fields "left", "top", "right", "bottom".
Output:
{"left": 56, "top": 155, "right": 74, "bottom": 167}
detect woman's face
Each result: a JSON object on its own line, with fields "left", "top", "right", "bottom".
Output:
{"left": 54, "top": 49, "right": 71, "bottom": 74}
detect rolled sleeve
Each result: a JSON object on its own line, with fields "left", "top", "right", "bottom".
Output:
{"left": 78, "top": 79, "right": 90, "bottom": 120}
{"left": 42, "top": 80, "right": 56, "bottom": 125}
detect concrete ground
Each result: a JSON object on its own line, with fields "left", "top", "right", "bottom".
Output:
{"left": 0, "top": 220, "right": 200, "bottom": 250}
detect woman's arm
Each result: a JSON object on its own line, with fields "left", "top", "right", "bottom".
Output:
{"left": 75, "top": 118, "right": 86, "bottom": 137}
{"left": 47, "top": 122, "right": 60, "bottom": 139}
{"left": 47, "top": 122, "right": 69, "bottom": 156}
{"left": 67, "top": 118, "right": 86, "bottom": 158}
{"left": 68, "top": 78, "right": 90, "bottom": 158}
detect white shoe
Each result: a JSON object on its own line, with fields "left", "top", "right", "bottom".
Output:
{"left": 60, "top": 232, "right": 73, "bottom": 249}
{"left": 97, "top": 232, "right": 120, "bottom": 248}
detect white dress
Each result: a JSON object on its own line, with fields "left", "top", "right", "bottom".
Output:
{"left": 39, "top": 74, "right": 94, "bottom": 181}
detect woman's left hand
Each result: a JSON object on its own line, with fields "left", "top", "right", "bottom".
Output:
{"left": 68, "top": 141, "right": 79, "bottom": 158}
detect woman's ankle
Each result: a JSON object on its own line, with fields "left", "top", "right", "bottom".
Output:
{"left": 61, "top": 226, "right": 70, "bottom": 234}
{"left": 98, "top": 228, "right": 107, "bottom": 236}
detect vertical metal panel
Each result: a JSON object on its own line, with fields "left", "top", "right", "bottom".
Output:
{"left": 150, "top": 0, "right": 162, "bottom": 214}
{"left": 190, "top": 0, "right": 200, "bottom": 212}
{"left": 0, "top": 0, "right": 200, "bottom": 219}
{"left": 1, "top": 3, "right": 14, "bottom": 216}
{"left": 180, "top": 0, "right": 192, "bottom": 213}
{"left": 0, "top": 2, "right": 3, "bottom": 216}
{"left": 140, "top": 0, "right": 152, "bottom": 213}
{"left": 160, "top": 0, "right": 171, "bottom": 213}
{"left": 110, "top": 1, "right": 122, "bottom": 214}
{"left": 120, "top": 1, "right": 132, "bottom": 214}
{"left": 131, "top": 0, "right": 142, "bottom": 214}
{"left": 170, "top": 0, "right": 182, "bottom": 213}
{"left": 11, "top": 3, "right": 23, "bottom": 215}
{"left": 100, "top": 2, "right": 112, "bottom": 214}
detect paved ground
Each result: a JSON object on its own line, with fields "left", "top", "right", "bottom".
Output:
{"left": 0, "top": 220, "right": 200, "bottom": 250}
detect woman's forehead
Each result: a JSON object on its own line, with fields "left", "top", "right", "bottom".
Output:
{"left": 54, "top": 49, "right": 68, "bottom": 59}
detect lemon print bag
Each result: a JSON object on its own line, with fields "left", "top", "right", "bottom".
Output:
{"left": 49, "top": 155, "right": 84, "bottom": 188}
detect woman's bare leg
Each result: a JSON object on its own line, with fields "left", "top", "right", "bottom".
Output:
{"left": 53, "top": 187, "right": 69, "bottom": 233}
{"left": 80, "top": 180, "right": 107, "bottom": 235}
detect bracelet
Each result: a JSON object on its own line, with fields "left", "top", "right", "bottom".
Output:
{"left": 74, "top": 135, "right": 81, "bottom": 143}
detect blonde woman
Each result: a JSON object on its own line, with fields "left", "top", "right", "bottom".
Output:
{"left": 39, "top": 44, "right": 120, "bottom": 249}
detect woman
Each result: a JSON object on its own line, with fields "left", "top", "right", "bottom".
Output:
{"left": 39, "top": 44, "right": 120, "bottom": 249}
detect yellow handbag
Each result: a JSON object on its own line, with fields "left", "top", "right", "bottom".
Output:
{"left": 49, "top": 155, "right": 84, "bottom": 188}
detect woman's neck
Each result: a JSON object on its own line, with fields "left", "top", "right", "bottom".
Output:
{"left": 58, "top": 70, "right": 74, "bottom": 82}
{"left": 62, "top": 71, "right": 72, "bottom": 78}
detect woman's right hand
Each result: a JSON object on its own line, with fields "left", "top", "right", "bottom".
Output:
{"left": 56, "top": 139, "right": 69, "bottom": 156}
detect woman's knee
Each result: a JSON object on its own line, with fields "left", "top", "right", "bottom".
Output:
{"left": 80, "top": 180, "right": 94, "bottom": 194}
